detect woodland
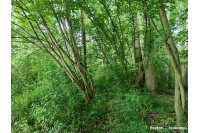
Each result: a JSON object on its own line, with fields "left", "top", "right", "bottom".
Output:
{"left": 11, "top": 0, "right": 188, "bottom": 132}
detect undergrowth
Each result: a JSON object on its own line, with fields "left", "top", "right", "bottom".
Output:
{"left": 11, "top": 62, "right": 188, "bottom": 132}
{"left": 11, "top": 77, "right": 185, "bottom": 132}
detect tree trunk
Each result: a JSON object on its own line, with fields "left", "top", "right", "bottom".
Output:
{"left": 182, "top": 19, "right": 188, "bottom": 90}
{"left": 166, "top": 59, "right": 171, "bottom": 89}
{"left": 133, "top": 12, "right": 145, "bottom": 87}
{"left": 182, "top": 47, "right": 188, "bottom": 90}
{"left": 145, "top": 63, "right": 157, "bottom": 91}
{"left": 165, "top": 2, "right": 171, "bottom": 89}
{"left": 80, "top": 9, "right": 87, "bottom": 78}
{"left": 142, "top": 13, "right": 157, "bottom": 92}
{"left": 157, "top": 1, "right": 185, "bottom": 126}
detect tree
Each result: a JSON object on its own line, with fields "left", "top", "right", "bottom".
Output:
{"left": 142, "top": 0, "right": 186, "bottom": 126}
{"left": 11, "top": 0, "right": 94, "bottom": 101}
{"left": 182, "top": 19, "right": 188, "bottom": 90}
{"left": 80, "top": 9, "right": 87, "bottom": 80}
{"left": 132, "top": 11, "right": 145, "bottom": 87}
{"left": 143, "top": 13, "right": 158, "bottom": 92}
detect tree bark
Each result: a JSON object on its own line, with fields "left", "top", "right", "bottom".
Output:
{"left": 166, "top": 59, "right": 171, "bottom": 89}
{"left": 165, "top": 2, "right": 171, "bottom": 89}
{"left": 133, "top": 12, "right": 145, "bottom": 87}
{"left": 182, "top": 19, "right": 188, "bottom": 90}
{"left": 80, "top": 9, "right": 87, "bottom": 79}
{"left": 142, "top": 12, "right": 157, "bottom": 92}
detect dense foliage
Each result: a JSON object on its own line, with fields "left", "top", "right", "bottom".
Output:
{"left": 11, "top": 0, "right": 188, "bottom": 132}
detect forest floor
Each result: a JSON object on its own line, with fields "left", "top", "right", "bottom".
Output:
{"left": 147, "top": 89, "right": 175, "bottom": 127}
{"left": 94, "top": 88, "right": 188, "bottom": 133}
{"left": 12, "top": 81, "right": 188, "bottom": 133}
{"left": 149, "top": 89, "right": 188, "bottom": 133}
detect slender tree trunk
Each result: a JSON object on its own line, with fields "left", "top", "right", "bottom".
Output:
{"left": 142, "top": 13, "right": 157, "bottom": 92}
{"left": 182, "top": 19, "right": 188, "bottom": 90}
{"left": 157, "top": 1, "right": 185, "bottom": 126}
{"left": 165, "top": 3, "right": 171, "bottom": 89}
{"left": 133, "top": 12, "right": 145, "bottom": 87}
{"left": 80, "top": 9, "right": 87, "bottom": 78}
{"left": 182, "top": 47, "right": 188, "bottom": 90}
{"left": 120, "top": 42, "right": 127, "bottom": 77}
{"left": 166, "top": 59, "right": 171, "bottom": 88}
